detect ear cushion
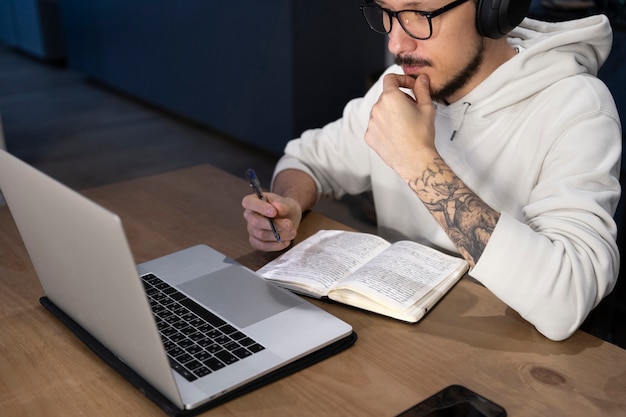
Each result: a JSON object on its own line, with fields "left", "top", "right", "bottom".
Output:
{"left": 476, "top": 0, "right": 531, "bottom": 39}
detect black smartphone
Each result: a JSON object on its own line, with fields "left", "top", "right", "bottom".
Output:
{"left": 396, "top": 385, "right": 506, "bottom": 417}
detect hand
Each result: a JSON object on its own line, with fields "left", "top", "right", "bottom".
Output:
{"left": 365, "top": 73, "right": 438, "bottom": 181}
{"left": 242, "top": 192, "right": 302, "bottom": 252}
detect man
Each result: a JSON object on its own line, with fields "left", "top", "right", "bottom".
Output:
{"left": 242, "top": 0, "right": 622, "bottom": 341}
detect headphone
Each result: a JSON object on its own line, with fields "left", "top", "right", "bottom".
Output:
{"left": 476, "top": 0, "right": 531, "bottom": 39}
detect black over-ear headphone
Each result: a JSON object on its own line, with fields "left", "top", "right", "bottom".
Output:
{"left": 476, "top": 0, "right": 531, "bottom": 39}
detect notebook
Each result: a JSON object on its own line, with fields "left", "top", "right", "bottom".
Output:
{"left": 0, "top": 149, "right": 355, "bottom": 416}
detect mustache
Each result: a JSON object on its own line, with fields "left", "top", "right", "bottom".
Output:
{"left": 394, "top": 55, "right": 433, "bottom": 71}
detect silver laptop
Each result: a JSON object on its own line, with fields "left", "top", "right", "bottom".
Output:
{"left": 0, "top": 149, "right": 354, "bottom": 412}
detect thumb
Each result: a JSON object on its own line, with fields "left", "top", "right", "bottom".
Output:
{"left": 413, "top": 74, "right": 433, "bottom": 108}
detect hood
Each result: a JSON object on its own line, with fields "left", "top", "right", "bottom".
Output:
{"left": 448, "top": 14, "right": 613, "bottom": 118}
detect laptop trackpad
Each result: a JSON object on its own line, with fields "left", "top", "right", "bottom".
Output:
{"left": 178, "top": 266, "right": 302, "bottom": 328}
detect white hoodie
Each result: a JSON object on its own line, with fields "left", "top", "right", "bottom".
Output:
{"left": 274, "top": 15, "right": 622, "bottom": 341}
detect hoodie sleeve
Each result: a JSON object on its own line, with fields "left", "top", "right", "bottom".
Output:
{"left": 471, "top": 78, "right": 621, "bottom": 341}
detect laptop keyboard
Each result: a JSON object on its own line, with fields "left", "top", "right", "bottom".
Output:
{"left": 141, "top": 273, "right": 265, "bottom": 382}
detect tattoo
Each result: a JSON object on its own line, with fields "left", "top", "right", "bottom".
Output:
{"left": 408, "top": 158, "right": 499, "bottom": 267}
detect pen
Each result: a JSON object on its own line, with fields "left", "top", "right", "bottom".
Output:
{"left": 245, "top": 168, "right": 281, "bottom": 243}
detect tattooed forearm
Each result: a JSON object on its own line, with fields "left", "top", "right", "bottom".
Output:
{"left": 408, "top": 157, "right": 500, "bottom": 267}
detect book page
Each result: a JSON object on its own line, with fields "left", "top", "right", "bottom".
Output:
{"left": 256, "top": 230, "right": 391, "bottom": 293}
{"left": 330, "top": 241, "right": 466, "bottom": 310}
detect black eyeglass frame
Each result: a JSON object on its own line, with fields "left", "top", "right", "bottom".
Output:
{"left": 360, "top": 0, "right": 471, "bottom": 40}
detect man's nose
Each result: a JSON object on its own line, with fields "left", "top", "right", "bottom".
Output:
{"left": 386, "top": 17, "right": 418, "bottom": 56}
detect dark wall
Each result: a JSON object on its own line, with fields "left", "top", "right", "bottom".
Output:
{"left": 58, "top": 0, "right": 387, "bottom": 154}
{"left": 0, "top": 0, "right": 65, "bottom": 60}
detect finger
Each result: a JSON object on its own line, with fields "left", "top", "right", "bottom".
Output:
{"left": 248, "top": 235, "right": 291, "bottom": 252}
{"left": 242, "top": 193, "right": 277, "bottom": 218}
{"left": 243, "top": 208, "right": 288, "bottom": 242}
{"left": 245, "top": 210, "right": 273, "bottom": 233}
{"left": 382, "top": 73, "right": 417, "bottom": 91}
{"left": 247, "top": 221, "right": 292, "bottom": 252}
{"left": 413, "top": 74, "right": 433, "bottom": 108}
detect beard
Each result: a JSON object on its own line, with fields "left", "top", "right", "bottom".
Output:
{"left": 394, "top": 37, "right": 485, "bottom": 103}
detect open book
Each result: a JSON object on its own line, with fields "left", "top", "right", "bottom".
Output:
{"left": 256, "top": 230, "right": 469, "bottom": 323}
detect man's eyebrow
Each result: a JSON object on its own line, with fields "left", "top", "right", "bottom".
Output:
{"left": 376, "top": 1, "right": 430, "bottom": 9}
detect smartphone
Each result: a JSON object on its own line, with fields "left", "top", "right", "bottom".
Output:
{"left": 396, "top": 385, "right": 506, "bottom": 417}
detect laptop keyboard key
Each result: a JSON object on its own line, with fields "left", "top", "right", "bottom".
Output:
{"left": 169, "top": 358, "right": 197, "bottom": 382}
{"left": 248, "top": 343, "right": 265, "bottom": 353}
{"left": 233, "top": 347, "right": 253, "bottom": 359}
{"left": 185, "top": 360, "right": 202, "bottom": 371}
{"left": 194, "top": 367, "right": 212, "bottom": 378}
{"left": 214, "top": 350, "right": 238, "bottom": 365}
{"left": 204, "top": 357, "right": 226, "bottom": 371}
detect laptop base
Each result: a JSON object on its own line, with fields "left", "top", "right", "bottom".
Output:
{"left": 40, "top": 296, "right": 358, "bottom": 416}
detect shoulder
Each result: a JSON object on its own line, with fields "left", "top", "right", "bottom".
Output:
{"left": 528, "top": 74, "right": 619, "bottom": 125}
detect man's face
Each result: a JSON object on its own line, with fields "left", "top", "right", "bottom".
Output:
{"left": 379, "top": 0, "right": 483, "bottom": 103}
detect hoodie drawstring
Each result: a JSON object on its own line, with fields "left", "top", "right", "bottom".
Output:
{"left": 450, "top": 101, "right": 472, "bottom": 141}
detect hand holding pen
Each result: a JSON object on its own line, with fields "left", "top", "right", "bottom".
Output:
{"left": 245, "top": 169, "right": 281, "bottom": 243}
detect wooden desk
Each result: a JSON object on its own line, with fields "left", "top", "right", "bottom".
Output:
{"left": 1, "top": 165, "right": 625, "bottom": 416}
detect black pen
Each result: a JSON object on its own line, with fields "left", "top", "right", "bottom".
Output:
{"left": 245, "top": 168, "right": 281, "bottom": 243}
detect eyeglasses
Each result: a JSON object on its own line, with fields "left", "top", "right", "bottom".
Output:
{"left": 360, "top": 0, "right": 470, "bottom": 40}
